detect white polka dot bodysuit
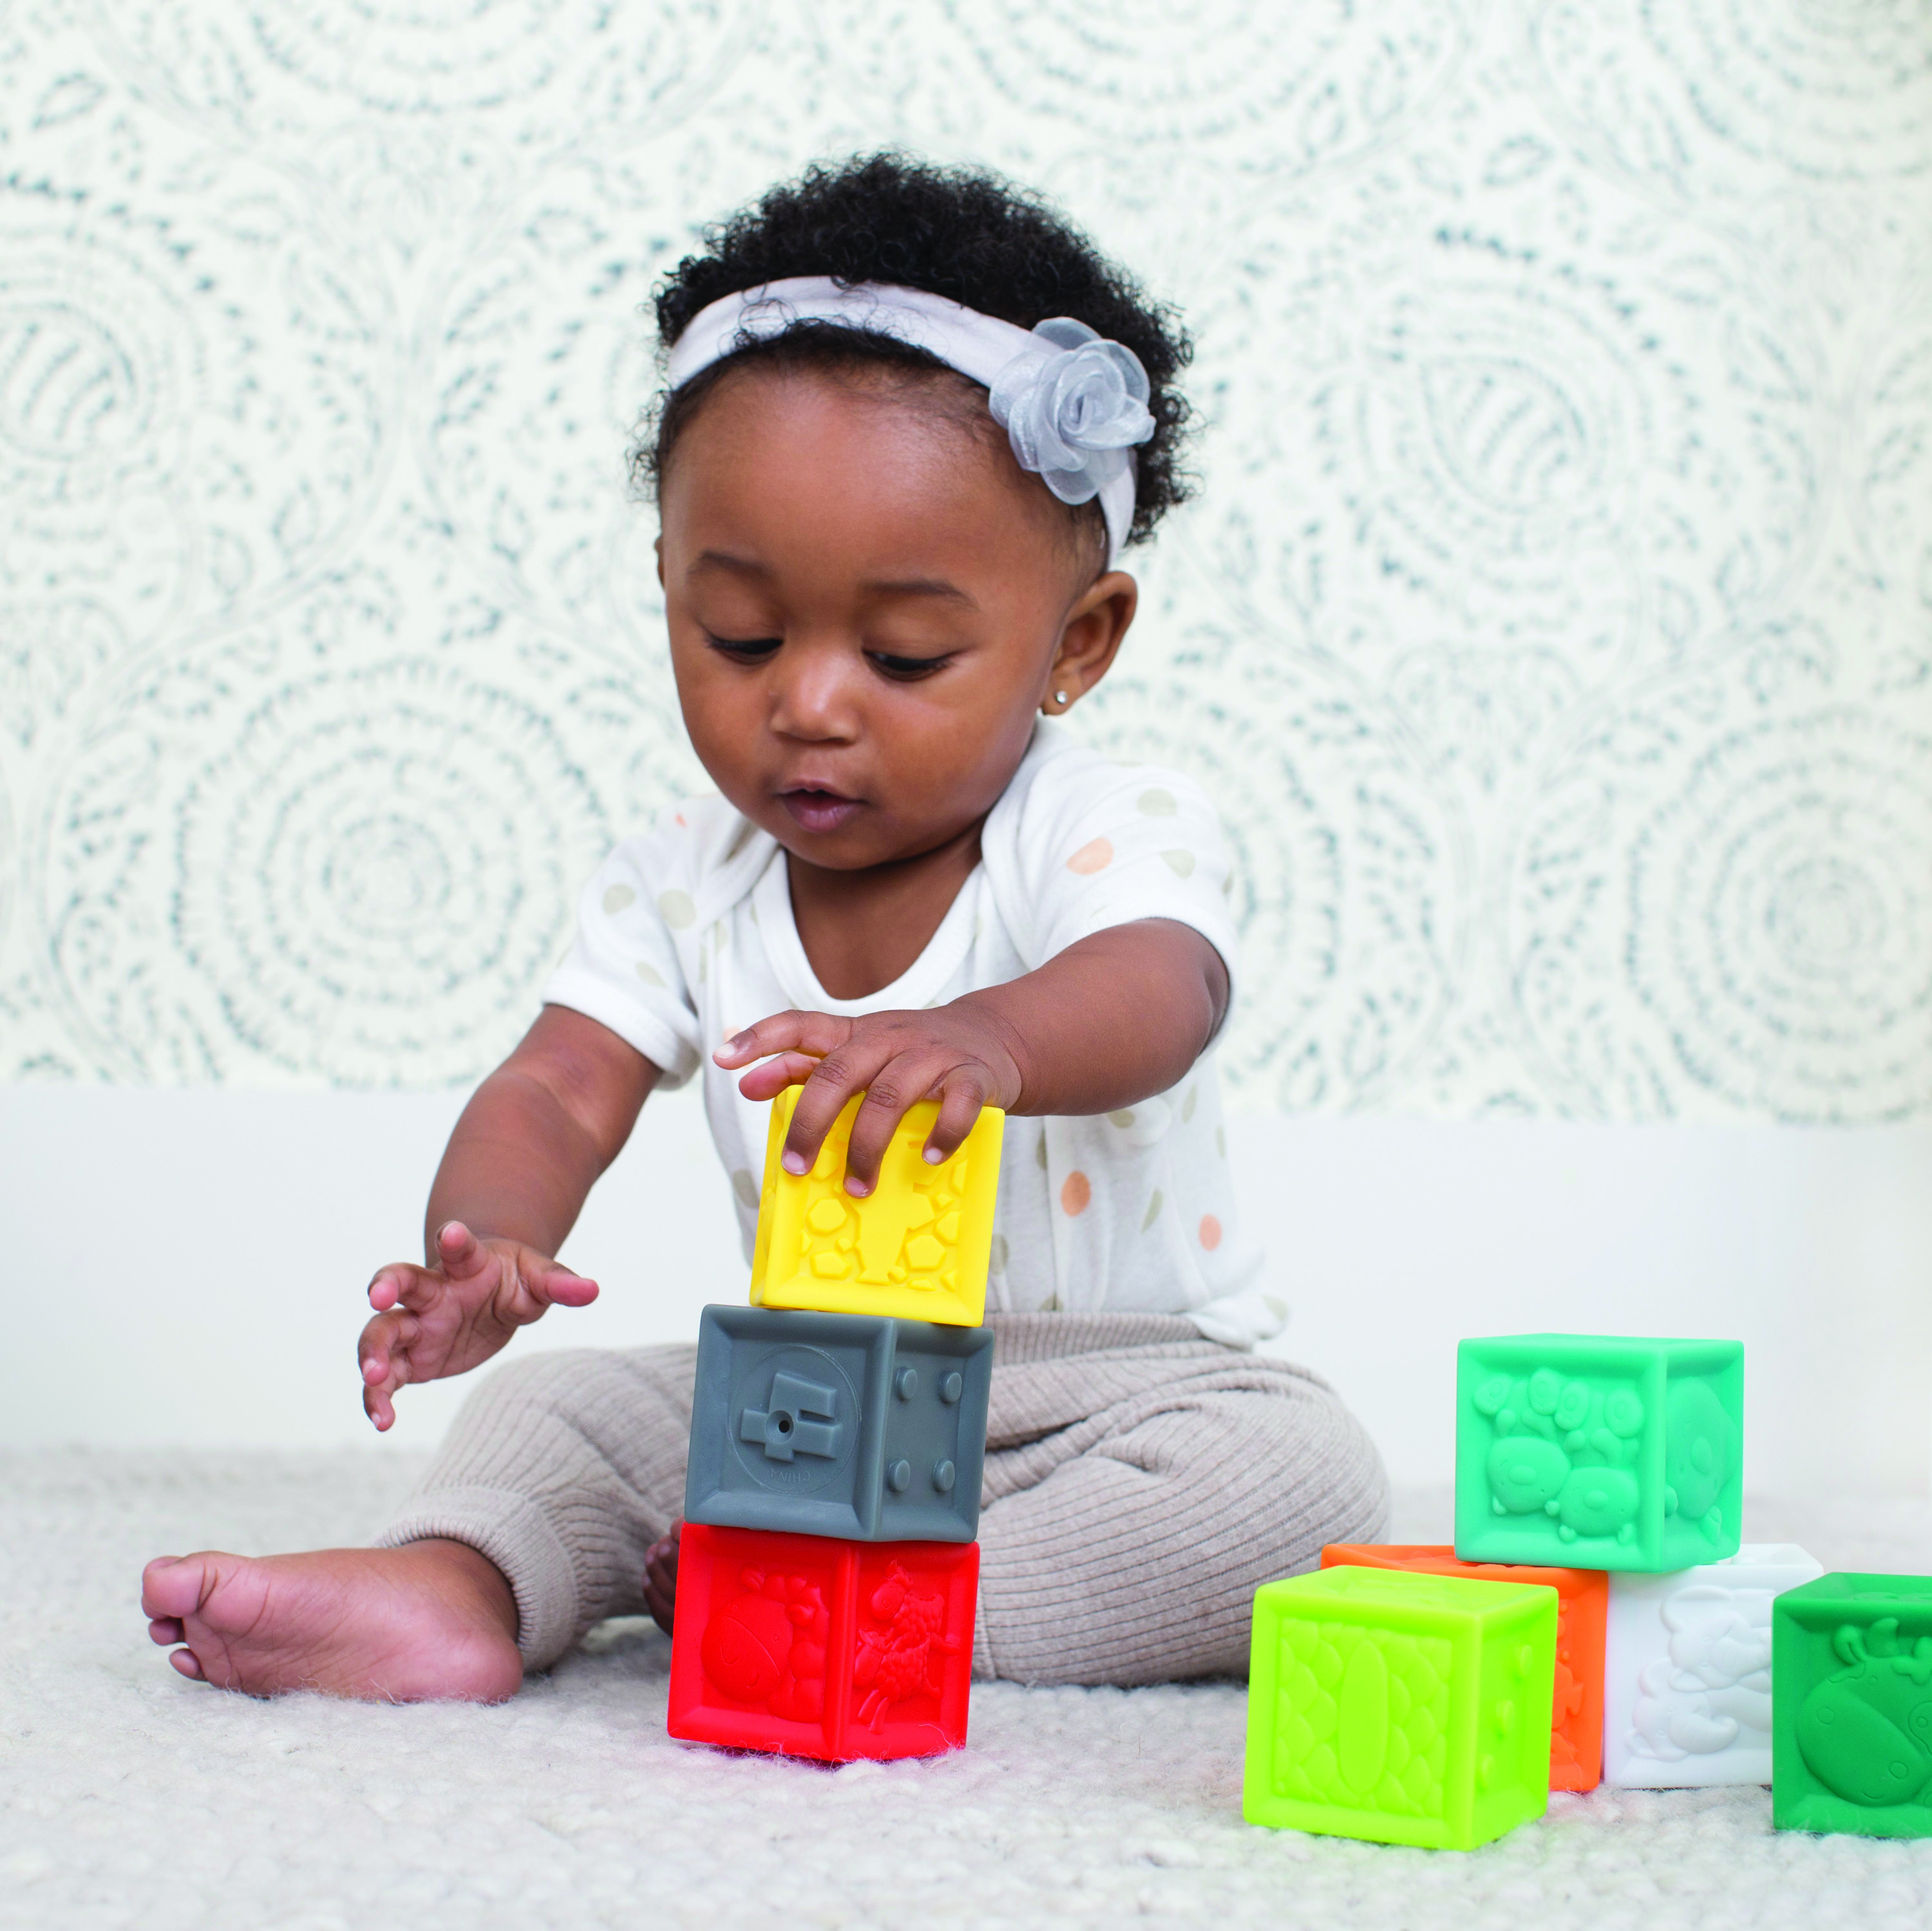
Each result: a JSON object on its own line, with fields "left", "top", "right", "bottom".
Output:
{"left": 542, "top": 718, "right": 1280, "bottom": 1347}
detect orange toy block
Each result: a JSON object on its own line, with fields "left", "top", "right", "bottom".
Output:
{"left": 1322, "top": 1542, "right": 1607, "bottom": 1792}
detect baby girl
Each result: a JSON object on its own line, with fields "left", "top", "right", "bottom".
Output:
{"left": 142, "top": 153, "right": 1388, "bottom": 1700}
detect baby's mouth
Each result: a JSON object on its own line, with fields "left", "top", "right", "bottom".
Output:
{"left": 779, "top": 786, "right": 863, "bottom": 835}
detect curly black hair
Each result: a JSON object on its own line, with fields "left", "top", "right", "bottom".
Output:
{"left": 638, "top": 152, "right": 1194, "bottom": 552}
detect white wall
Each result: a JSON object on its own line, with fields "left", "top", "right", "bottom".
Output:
{"left": 6, "top": 1086, "right": 1926, "bottom": 1499}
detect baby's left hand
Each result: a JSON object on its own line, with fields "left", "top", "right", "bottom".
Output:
{"left": 714, "top": 1002, "right": 1023, "bottom": 1197}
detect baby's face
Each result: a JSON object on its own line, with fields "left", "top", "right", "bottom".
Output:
{"left": 656, "top": 365, "right": 1128, "bottom": 872}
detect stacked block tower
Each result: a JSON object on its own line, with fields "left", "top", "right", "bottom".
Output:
{"left": 667, "top": 1087, "right": 1003, "bottom": 1762}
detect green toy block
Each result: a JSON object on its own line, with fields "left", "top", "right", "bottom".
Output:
{"left": 1244, "top": 1565, "right": 1558, "bottom": 1850}
{"left": 1774, "top": 1572, "right": 1932, "bottom": 1839}
{"left": 1454, "top": 1334, "right": 1743, "bottom": 1574}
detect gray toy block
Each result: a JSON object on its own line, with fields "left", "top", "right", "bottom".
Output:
{"left": 683, "top": 1305, "right": 992, "bottom": 1541}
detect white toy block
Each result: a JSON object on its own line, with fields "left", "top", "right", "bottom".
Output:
{"left": 1603, "top": 1543, "right": 1824, "bottom": 1787}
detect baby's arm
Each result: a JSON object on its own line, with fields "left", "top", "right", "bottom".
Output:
{"left": 715, "top": 917, "right": 1226, "bottom": 1196}
{"left": 358, "top": 1005, "right": 659, "bottom": 1428}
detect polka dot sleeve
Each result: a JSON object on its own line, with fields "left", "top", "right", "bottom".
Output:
{"left": 983, "top": 724, "right": 1243, "bottom": 1026}
{"left": 539, "top": 813, "right": 709, "bottom": 1088}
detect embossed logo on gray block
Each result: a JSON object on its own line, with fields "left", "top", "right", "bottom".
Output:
{"left": 740, "top": 1370, "right": 844, "bottom": 1464}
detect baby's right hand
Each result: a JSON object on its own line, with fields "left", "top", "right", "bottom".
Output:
{"left": 357, "top": 1221, "right": 599, "bottom": 1430}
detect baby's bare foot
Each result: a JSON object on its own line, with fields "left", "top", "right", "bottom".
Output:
{"left": 141, "top": 1539, "right": 522, "bottom": 1702}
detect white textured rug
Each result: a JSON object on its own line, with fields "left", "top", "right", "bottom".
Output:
{"left": 5, "top": 1453, "right": 1931, "bottom": 1930}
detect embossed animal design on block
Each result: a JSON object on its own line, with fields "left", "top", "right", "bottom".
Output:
{"left": 1323, "top": 1543, "right": 1607, "bottom": 1791}
{"left": 1244, "top": 1565, "right": 1559, "bottom": 1850}
{"left": 697, "top": 1565, "right": 830, "bottom": 1723}
{"left": 1604, "top": 1545, "right": 1823, "bottom": 1787}
{"left": 852, "top": 1561, "right": 961, "bottom": 1732}
{"left": 668, "top": 1524, "right": 978, "bottom": 1763}
{"left": 749, "top": 1087, "right": 1004, "bottom": 1326}
{"left": 1455, "top": 1335, "right": 1743, "bottom": 1572}
{"left": 1774, "top": 1572, "right": 1932, "bottom": 1838}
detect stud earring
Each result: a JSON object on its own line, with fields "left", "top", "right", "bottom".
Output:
{"left": 1055, "top": 690, "right": 1070, "bottom": 706}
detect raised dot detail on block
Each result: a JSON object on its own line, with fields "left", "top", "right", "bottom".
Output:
{"left": 940, "top": 1373, "right": 963, "bottom": 1404}
{"left": 895, "top": 1368, "right": 918, "bottom": 1401}
{"left": 932, "top": 1460, "right": 955, "bottom": 1493}
{"left": 887, "top": 1460, "right": 911, "bottom": 1493}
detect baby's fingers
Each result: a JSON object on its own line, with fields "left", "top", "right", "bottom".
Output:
{"left": 732, "top": 1050, "right": 824, "bottom": 1103}
{"left": 433, "top": 1220, "right": 494, "bottom": 1283}
{"left": 513, "top": 1256, "right": 600, "bottom": 1320}
{"left": 715, "top": 1010, "right": 853, "bottom": 1071}
{"left": 358, "top": 1309, "right": 418, "bottom": 1431}
{"left": 782, "top": 1042, "right": 897, "bottom": 1188}
{"left": 922, "top": 1077, "right": 988, "bottom": 1167}
{"left": 367, "top": 1261, "right": 442, "bottom": 1315}
{"left": 842, "top": 1061, "right": 992, "bottom": 1192}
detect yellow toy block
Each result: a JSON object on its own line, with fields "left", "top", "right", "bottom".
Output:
{"left": 749, "top": 1087, "right": 1003, "bottom": 1326}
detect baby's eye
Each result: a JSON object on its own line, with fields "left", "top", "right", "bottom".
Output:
{"left": 866, "top": 650, "right": 952, "bottom": 681}
{"left": 705, "top": 632, "right": 782, "bottom": 662}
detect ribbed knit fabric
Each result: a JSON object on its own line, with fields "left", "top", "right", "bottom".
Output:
{"left": 377, "top": 1313, "right": 1389, "bottom": 1686}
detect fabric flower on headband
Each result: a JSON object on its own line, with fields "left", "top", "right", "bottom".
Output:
{"left": 989, "top": 318, "right": 1155, "bottom": 507}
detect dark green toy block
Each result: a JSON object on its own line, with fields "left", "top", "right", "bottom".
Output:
{"left": 1774, "top": 1572, "right": 1932, "bottom": 1839}
{"left": 1454, "top": 1335, "right": 1742, "bottom": 1573}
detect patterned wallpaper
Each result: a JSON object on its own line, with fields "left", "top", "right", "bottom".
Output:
{"left": 1, "top": 1, "right": 1927, "bottom": 1120}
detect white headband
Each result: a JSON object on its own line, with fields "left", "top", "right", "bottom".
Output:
{"left": 663, "top": 276, "right": 1155, "bottom": 565}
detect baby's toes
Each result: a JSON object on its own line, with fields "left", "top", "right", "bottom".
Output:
{"left": 169, "top": 1648, "right": 207, "bottom": 1681}
{"left": 141, "top": 1554, "right": 199, "bottom": 1620}
{"left": 148, "top": 1617, "right": 185, "bottom": 1645}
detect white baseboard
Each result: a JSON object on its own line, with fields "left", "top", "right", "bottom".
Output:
{"left": 5, "top": 1086, "right": 1927, "bottom": 1499}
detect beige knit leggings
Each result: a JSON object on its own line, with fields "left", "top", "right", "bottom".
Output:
{"left": 379, "top": 1312, "right": 1389, "bottom": 1686}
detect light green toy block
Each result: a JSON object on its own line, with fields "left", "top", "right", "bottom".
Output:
{"left": 1455, "top": 1334, "right": 1743, "bottom": 1574}
{"left": 1774, "top": 1572, "right": 1932, "bottom": 1840}
{"left": 1244, "top": 1565, "right": 1558, "bottom": 1851}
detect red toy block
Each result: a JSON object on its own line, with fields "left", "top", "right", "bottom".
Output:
{"left": 668, "top": 1523, "right": 978, "bottom": 1762}
{"left": 1322, "top": 1541, "right": 1608, "bottom": 1792}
